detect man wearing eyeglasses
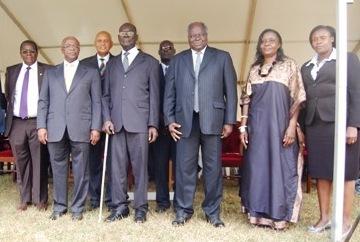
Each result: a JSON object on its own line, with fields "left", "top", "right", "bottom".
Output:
{"left": 102, "top": 23, "right": 160, "bottom": 223}
{"left": 164, "top": 22, "right": 237, "bottom": 227}
{"left": 4, "top": 40, "right": 51, "bottom": 211}
{"left": 37, "top": 36, "right": 102, "bottom": 221}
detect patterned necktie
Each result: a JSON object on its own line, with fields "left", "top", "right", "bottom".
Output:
{"left": 99, "top": 58, "right": 105, "bottom": 76}
{"left": 19, "top": 66, "right": 31, "bottom": 119}
{"left": 122, "top": 51, "right": 129, "bottom": 71}
{"left": 194, "top": 52, "right": 202, "bottom": 112}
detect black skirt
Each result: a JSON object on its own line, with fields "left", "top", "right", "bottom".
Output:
{"left": 305, "top": 114, "right": 360, "bottom": 180}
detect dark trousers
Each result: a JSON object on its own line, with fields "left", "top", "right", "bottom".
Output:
{"left": 88, "top": 132, "right": 112, "bottom": 207}
{"left": 149, "top": 128, "right": 176, "bottom": 208}
{"left": 175, "top": 113, "right": 223, "bottom": 217}
{"left": 110, "top": 129, "right": 148, "bottom": 213}
{"left": 9, "top": 118, "right": 48, "bottom": 204}
{"left": 47, "top": 130, "right": 89, "bottom": 213}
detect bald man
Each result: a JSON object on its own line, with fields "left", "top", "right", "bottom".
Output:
{"left": 37, "top": 36, "right": 102, "bottom": 220}
{"left": 81, "top": 31, "right": 114, "bottom": 210}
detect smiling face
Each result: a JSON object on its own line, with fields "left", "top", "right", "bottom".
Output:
{"left": 188, "top": 23, "right": 208, "bottom": 52}
{"left": 61, "top": 37, "right": 80, "bottom": 63}
{"left": 260, "top": 31, "right": 281, "bottom": 59}
{"left": 310, "top": 28, "right": 334, "bottom": 58}
{"left": 158, "top": 40, "right": 175, "bottom": 64}
{"left": 20, "top": 42, "right": 38, "bottom": 66}
{"left": 118, "top": 23, "right": 138, "bottom": 51}
{"left": 95, "top": 32, "right": 113, "bottom": 57}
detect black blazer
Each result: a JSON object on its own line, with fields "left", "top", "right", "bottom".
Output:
{"left": 4, "top": 62, "right": 51, "bottom": 137}
{"left": 301, "top": 52, "right": 360, "bottom": 127}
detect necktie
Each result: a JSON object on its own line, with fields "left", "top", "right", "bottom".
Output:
{"left": 19, "top": 66, "right": 30, "bottom": 119}
{"left": 122, "top": 51, "right": 129, "bottom": 71}
{"left": 164, "top": 66, "right": 168, "bottom": 75}
{"left": 99, "top": 58, "right": 105, "bottom": 76}
{"left": 194, "top": 52, "right": 201, "bottom": 112}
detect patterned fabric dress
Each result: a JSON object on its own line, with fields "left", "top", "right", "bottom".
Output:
{"left": 240, "top": 58, "right": 306, "bottom": 229}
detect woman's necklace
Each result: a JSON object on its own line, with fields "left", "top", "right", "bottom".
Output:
{"left": 258, "top": 61, "right": 276, "bottom": 77}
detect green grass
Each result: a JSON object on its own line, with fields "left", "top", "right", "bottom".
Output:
{"left": 0, "top": 175, "right": 359, "bottom": 242}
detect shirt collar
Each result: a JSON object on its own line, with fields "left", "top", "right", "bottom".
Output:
{"left": 122, "top": 46, "right": 139, "bottom": 56}
{"left": 22, "top": 61, "right": 38, "bottom": 69}
{"left": 64, "top": 59, "right": 79, "bottom": 67}
{"left": 306, "top": 48, "right": 336, "bottom": 66}
{"left": 97, "top": 53, "right": 110, "bottom": 62}
{"left": 191, "top": 46, "right": 207, "bottom": 55}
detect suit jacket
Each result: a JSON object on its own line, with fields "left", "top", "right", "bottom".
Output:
{"left": 163, "top": 46, "right": 238, "bottom": 137}
{"left": 37, "top": 62, "right": 102, "bottom": 142}
{"left": 301, "top": 52, "right": 360, "bottom": 127}
{"left": 4, "top": 62, "right": 51, "bottom": 137}
{"left": 80, "top": 53, "right": 114, "bottom": 91}
{"left": 102, "top": 51, "right": 160, "bottom": 133}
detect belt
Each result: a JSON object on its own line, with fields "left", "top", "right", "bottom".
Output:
{"left": 14, "top": 116, "right": 36, "bottom": 120}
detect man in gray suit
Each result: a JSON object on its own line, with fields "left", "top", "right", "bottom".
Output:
{"left": 164, "top": 22, "right": 237, "bottom": 227}
{"left": 102, "top": 23, "right": 160, "bottom": 223}
{"left": 37, "top": 36, "right": 102, "bottom": 221}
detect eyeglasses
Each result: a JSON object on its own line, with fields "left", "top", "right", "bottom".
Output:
{"left": 261, "top": 38, "right": 277, "bottom": 45}
{"left": 160, "top": 45, "right": 173, "bottom": 51}
{"left": 21, "top": 49, "right": 36, "bottom": 54}
{"left": 119, "top": 31, "right": 135, "bottom": 37}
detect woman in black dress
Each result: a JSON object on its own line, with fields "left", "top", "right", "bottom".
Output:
{"left": 301, "top": 25, "right": 360, "bottom": 235}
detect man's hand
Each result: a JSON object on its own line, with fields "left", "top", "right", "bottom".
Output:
{"left": 240, "top": 131, "right": 248, "bottom": 149}
{"left": 168, "top": 122, "right": 182, "bottom": 141}
{"left": 221, "top": 124, "right": 233, "bottom": 138}
{"left": 90, "top": 130, "right": 101, "bottom": 145}
{"left": 283, "top": 123, "right": 296, "bottom": 147}
{"left": 346, "top": 126, "right": 358, "bottom": 145}
{"left": 103, "top": 121, "right": 115, "bottom": 135}
{"left": 148, "top": 127, "right": 158, "bottom": 143}
{"left": 38, "top": 128, "right": 48, "bottom": 144}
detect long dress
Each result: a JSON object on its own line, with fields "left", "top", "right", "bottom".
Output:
{"left": 240, "top": 58, "right": 306, "bottom": 229}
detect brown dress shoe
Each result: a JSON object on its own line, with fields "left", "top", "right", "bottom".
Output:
{"left": 17, "top": 203, "right": 28, "bottom": 211}
{"left": 36, "top": 203, "right": 48, "bottom": 211}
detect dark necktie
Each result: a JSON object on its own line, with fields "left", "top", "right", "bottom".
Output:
{"left": 122, "top": 52, "right": 129, "bottom": 71}
{"left": 99, "top": 58, "right": 105, "bottom": 76}
{"left": 19, "top": 66, "right": 31, "bottom": 119}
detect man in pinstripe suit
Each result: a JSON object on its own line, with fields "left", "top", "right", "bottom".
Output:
{"left": 164, "top": 22, "right": 237, "bottom": 227}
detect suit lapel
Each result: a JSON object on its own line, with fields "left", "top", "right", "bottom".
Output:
{"left": 199, "top": 47, "right": 215, "bottom": 74}
{"left": 68, "top": 64, "right": 87, "bottom": 94}
{"left": 38, "top": 63, "right": 45, "bottom": 93}
{"left": 125, "top": 52, "right": 146, "bottom": 73}
{"left": 9, "top": 65, "right": 22, "bottom": 102}
{"left": 55, "top": 64, "right": 67, "bottom": 93}
{"left": 182, "top": 50, "right": 195, "bottom": 79}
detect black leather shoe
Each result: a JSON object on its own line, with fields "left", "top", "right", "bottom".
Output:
{"left": 206, "top": 215, "right": 225, "bottom": 228}
{"left": 172, "top": 214, "right": 192, "bottom": 226}
{"left": 88, "top": 204, "right": 99, "bottom": 211}
{"left": 134, "top": 210, "right": 147, "bottom": 223}
{"left": 105, "top": 208, "right": 130, "bottom": 222}
{"left": 72, "top": 212, "right": 83, "bottom": 221}
{"left": 49, "top": 211, "right": 67, "bottom": 220}
{"left": 155, "top": 205, "right": 170, "bottom": 213}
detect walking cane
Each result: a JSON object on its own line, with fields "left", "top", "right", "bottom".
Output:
{"left": 98, "top": 133, "right": 110, "bottom": 222}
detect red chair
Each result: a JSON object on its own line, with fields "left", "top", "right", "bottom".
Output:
{"left": 221, "top": 122, "right": 244, "bottom": 178}
{"left": 0, "top": 138, "right": 16, "bottom": 182}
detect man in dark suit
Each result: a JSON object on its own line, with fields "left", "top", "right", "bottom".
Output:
{"left": 37, "top": 36, "right": 102, "bottom": 221}
{"left": 148, "top": 40, "right": 177, "bottom": 213}
{"left": 102, "top": 23, "right": 160, "bottom": 223}
{"left": 81, "top": 31, "right": 114, "bottom": 210}
{"left": 5, "top": 40, "right": 51, "bottom": 211}
{"left": 164, "top": 22, "right": 237, "bottom": 227}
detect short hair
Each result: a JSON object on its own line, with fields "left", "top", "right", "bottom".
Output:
{"left": 61, "top": 36, "right": 80, "bottom": 47}
{"left": 119, "top": 23, "right": 137, "bottom": 34}
{"left": 159, "top": 40, "right": 174, "bottom": 50}
{"left": 95, "top": 31, "right": 113, "bottom": 43}
{"left": 187, "top": 22, "right": 208, "bottom": 35}
{"left": 20, "top": 40, "right": 38, "bottom": 52}
{"left": 309, "top": 25, "right": 336, "bottom": 48}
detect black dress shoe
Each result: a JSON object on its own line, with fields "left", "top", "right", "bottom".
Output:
{"left": 88, "top": 204, "right": 99, "bottom": 211}
{"left": 72, "top": 212, "right": 83, "bottom": 221}
{"left": 134, "top": 210, "right": 147, "bottom": 223}
{"left": 155, "top": 205, "right": 170, "bottom": 213}
{"left": 172, "top": 214, "right": 192, "bottom": 226}
{"left": 105, "top": 208, "right": 130, "bottom": 222}
{"left": 206, "top": 215, "right": 225, "bottom": 228}
{"left": 49, "top": 211, "right": 67, "bottom": 220}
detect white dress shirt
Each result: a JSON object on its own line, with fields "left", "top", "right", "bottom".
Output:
{"left": 13, "top": 61, "right": 39, "bottom": 117}
{"left": 97, "top": 53, "right": 110, "bottom": 68}
{"left": 191, "top": 46, "right": 207, "bottom": 70}
{"left": 122, "top": 46, "right": 139, "bottom": 66}
{"left": 160, "top": 62, "right": 168, "bottom": 75}
{"left": 306, "top": 48, "right": 336, "bottom": 80}
{"left": 64, "top": 59, "right": 79, "bottom": 92}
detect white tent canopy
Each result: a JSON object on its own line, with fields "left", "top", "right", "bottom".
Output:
{"left": 1, "top": 0, "right": 359, "bottom": 83}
